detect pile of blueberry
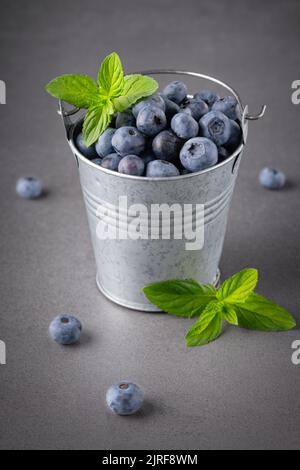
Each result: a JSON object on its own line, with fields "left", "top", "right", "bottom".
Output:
{"left": 76, "top": 80, "right": 243, "bottom": 177}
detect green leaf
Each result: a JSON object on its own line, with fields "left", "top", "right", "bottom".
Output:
{"left": 143, "top": 279, "right": 217, "bottom": 317}
{"left": 45, "top": 74, "right": 100, "bottom": 108}
{"left": 222, "top": 304, "right": 238, "bottom": 325}
{"left": 113, "top": 74, "right": 159, "bottom": 112}
{"left": 185, "top": 302, "right": 223, "bottom": 347}
{"left": 82, "top": 102, "right": 114, "bottom": 147}
{"left": 97, "top": 52, "right": 124, "bottom": 98}
{"left": 217, "top": 268, "right": 258, "bottom": 304}
{"left": 235, "top": 293, "right": 296, "bottom": 332}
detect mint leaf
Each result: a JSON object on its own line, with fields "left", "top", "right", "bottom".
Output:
{"left": 185, "top": 302, "right": 223, "bottom": 347}
{"left": 235, "top": 293, "right": 296, "bottom": 331}
{"left": 113, "top": 74, "right": 159, "bottom": 112}
{"left": 45, "top": 74, "right": 100, "bottom": 108}
{"left": 97, "top": 52, "right": 124, "bottom": 98}
{"left": 217, "top": 268, "right": 258, "bottom": 304}
{"left": 83, "top": 102, "right": 114, "bottom": 147}
{"left": 222, "top": 304, "right": 238, "bottom": 325}
{"left": 143, "top": 279, "right": 216, "bottom": 317}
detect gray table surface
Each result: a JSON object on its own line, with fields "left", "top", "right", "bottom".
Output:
{"left": 0, "top": 0, "right": 300, "bottom": 450}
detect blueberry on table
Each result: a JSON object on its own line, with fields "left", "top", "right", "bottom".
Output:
{"left": 184, "top": 98, "right": 209, "bottom": 120}
{"left": 49, "top": 315, "right": 82, "bottom": 345}
{"left": 115, "top": 109, "right": 136, "bottom": 128}
{"left": 132, "top": 94, "right": 165, "bottom": 118}
{"left": 152, "top": 129, "right": 182, "bottom": 161}
{"left": 112, "top": 126, "right": 146, "bottom": 156}
{"left": 16, "top": 177, "right": 43, "bottom": 199}
{"left": 212, "top": 95, "right": 239, "bottom": 120}
{"left": 171, "top": 112, "right": 199, "bottom": 140}
{"left": 180, "top": 137, "right": 218, "bottom": 172}
{"left": 101, "top": 153, "right": 123, "bottom": 171}
{"left": 199, "top": 110, "right": 231, "bottom": 146}
{"left": 146, "top": 159, "right": 180, "bottom": 177}
{"left": 136, "top": 105, "right": 167, "bottom": 137}
{"left": 194, "top": 90, "right": 219, "bottom": 107}
{"left": 76, "top": 132, "right": 98, "bottom": 159}
{"left": 95, "top": 128, "right": 116, "bottom": 157}
{"left": 118, "top": 155, "right": 145, "bottom": 176}
{"left": 162, "top": 80, "right": 188, "bottom": 105}
{"left": 259, "top": 168, "right": 286, "bottom": 189}
{"left": 106, "top": 382, "right": 144, "bottom": 416}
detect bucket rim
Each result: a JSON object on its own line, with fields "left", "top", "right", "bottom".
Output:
{"left": 63, "top": 69, "right": 248, "bottom": 181}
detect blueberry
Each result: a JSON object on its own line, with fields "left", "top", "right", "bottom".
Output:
{"left": 49, "top": 314, "right": 82, "bottom": 345}
{"left": 180, "top": 137, "right": 218, "bottom": 172}
{"left": 152, "top": 130, "right": 182, "bottom": 161}
{"left": 212, "top": 96, "right": 239, "bottom": 120}
{"left": 76, "top": 132, "right": 98, "bottom": 159}
{"left": 194, "top": 90, "right": 219, "bottom": 107}
{"left": 259, "top": 168, "right": 286, "bottom": 189}
{"left": 112, "top": 126, "right": 146, "bottom": 156}
{"left": 159, "top": 94, "right": 180, "bottom": 122}
{"left": 101, "top": 153, "right": 122, "bottom": 171}
{"left": 91, "top": 158, "right": 103, "bottom": 165}
{"left": 225, "top": 120, "right": 242, "bottom": 152}
{"left": 179, "top": 107, "right": 192, "bottom": 116}
{"left": 118, "top": 155, "right": 145, "bottom": 176}
{"left": 141, "top": 150, "right": 156, "bottom": 165}
{"left": 171, "top": 113, "right": 199, "bottom": 140}
{"left": 16, "top": 177, "right": 43, "bottom": 199}
{"left": 218, "top": 146, "right": 230, "bottom": 162}
{"left": 199, "top": 110, "right": 231, "bottom": 146}
{"left": 95, "top": 128, "right": 116, "bottom": 157}
{"left": 162, "top": 80, "right": 187, "bottom": 104}
{"left": 136, "top": 105, "right": 167, "bottom": 137}
{"left": 116, "top": 109, "right": 136, "bottom": 128}
{"left": 146, "top": 160, "right": 180, "bottom": 177}
{"left": 106, "top": 382, "right": 144, "bottom": 416}
{"left": 132, "top": 94, "right": 165, "bottom": 118}
{"left": 184, "top": 98, "right": 209, "bottom": 120}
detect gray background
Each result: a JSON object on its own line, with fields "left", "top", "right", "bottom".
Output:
{"left": 0, "top": 0, "right": 299, "bottom": 450}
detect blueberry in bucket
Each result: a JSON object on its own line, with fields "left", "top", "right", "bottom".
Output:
{"left": 199, "top": 110, "right": 231, "bottom": 146}
{"left": 101, "top": 153, "right": 123, "bottom": 171}
{"left": 212, "top": 95, "right": 239, "bottom": 120}
{"left": 184, "top": 98, "right": 209, "bottom": 120}
{"left": 136, "top": 105, "right": 167, "bottom": 137}
{"left": 118, "top": 155, "right": 145, "bottom": 176}
{"left": 171, "top": 112, "right": 199, "bottom": 140}
{"left": 162, "top": 80, "right": 187, "bottom": 104}
{"left": 194, "top": 90, "right": 219, "bottom": 107}
{"left": 112, "top": 126, "right": 146, "bottom": 156}
{"left": 146, "top": 159, "right": 180, "bottom": 177}
{"left": 76, "top": 132, "right": 98, "bottom": 159}
{"left": 132, "top": 94, "right": 165, "bottom": 118}
{"left": 180, "top": 137, "right": 218, "bottom": 172}
{"left": 152, "top": 129, "right": 182, "bottom": 161}
{"left": 95, "top": 128, "right": 116, "bottom": 157}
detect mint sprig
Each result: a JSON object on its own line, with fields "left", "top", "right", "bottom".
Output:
{"left": 45, "top": 52, "right": 158, "bottom": 147}
{"left": 143, "top": 268, "right": 296, "bottom": 347}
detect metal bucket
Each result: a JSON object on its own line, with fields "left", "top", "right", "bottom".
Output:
{"left": 58, "top": 70, "right": 266, "bottom": 311}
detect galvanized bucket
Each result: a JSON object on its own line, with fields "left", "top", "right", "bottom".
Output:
{"left": 58, "top": 70, "right": 266, "bottom": 311}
